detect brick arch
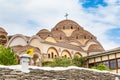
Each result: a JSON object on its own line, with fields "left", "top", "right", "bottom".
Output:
{"left": 74, "top": 52, "right": 82, "bottom": 57}
{"left": 33, "top": 53, "right": 39, "bottom": 64}
{"left": 6, "top": 34, "right": 28, "bottom": 47}
{"left": 32, "top": 52, "right": 41, "bottom": 66}
{"left": 29, "top": 35, "right": 44, "bottom": 43}
{"left": 61, "top": 50, "right": 72, "bottom": 59}
{"left": 84, "top": 39, "right": 98, "bottom": 46}
{"left": 47, "top": 47, "right": 59, "bottom": 59}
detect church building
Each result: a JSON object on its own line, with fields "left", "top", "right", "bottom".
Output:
{"left": 0, "top": 18, "right": 120, "bottom": 73}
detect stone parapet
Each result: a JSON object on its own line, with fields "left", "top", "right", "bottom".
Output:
{"left": 0, "top": 68, "right": 120, "bottom": 80}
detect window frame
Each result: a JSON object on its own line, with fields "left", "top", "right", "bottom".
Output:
{"left": 109, "top": 59, "right": 116, "bottom": 69}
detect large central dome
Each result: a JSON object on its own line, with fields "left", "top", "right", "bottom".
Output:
{"left": 51, "top": 19, "right": 96, "bottom": 42}
{"left": 51, "top": 20, "right": 84, "bottom": 37}
{"left": 52, "top": 19, "right": 83, "bottom": 30}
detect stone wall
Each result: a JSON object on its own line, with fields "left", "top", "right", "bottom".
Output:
{"left": 0, "top": 68, "right": 120, "bottom": 80}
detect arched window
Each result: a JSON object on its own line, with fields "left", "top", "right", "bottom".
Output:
{"left": 76, "top": 35, "right": 78, "bottom": 39}
{"left": 84, "top": 36, "right": 86, "bottom": 39}
{"left": 47, "top": 47, "right": 59, "bottom": 59}
{"left": 65, "top": 55, "right": 67, "bottom": 58}
{"left": 48, "top": 54, "right": 50, "bottom": 58}
{"left": 51, "top": 52, "right": 54, "bottom": 58}
{"left": 71, "top": 26, "right": 73, "bottom": 29}
{"left": 33, "top": 54, "right": 39, "bottom": 65}
{"left": 60, "top": 36, "right": 62, "bottom": 40}
{"left": 55, "top": 55, "right": 57, "bottom": 58}
{"left": 91, "top": 37, "right": 93, "bottom": 39}
{"left": 63, "top": 26, "right": 65, "bottom": 29}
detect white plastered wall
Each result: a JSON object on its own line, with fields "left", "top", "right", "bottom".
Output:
{"left": 102, "top": 55, "right": 108, "bottom": 61}
{"left": 89, "top": 58, "right": 94, "bottom": 63}
{"left": 95, "top": 57, "right": 101, "bottom": 62}
{"left": 109, "top": 54, "right": 115, "bottom": 59}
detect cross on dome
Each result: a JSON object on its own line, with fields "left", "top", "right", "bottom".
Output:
{"left": 64, "top": 13, "right": 69, "bottom": 19}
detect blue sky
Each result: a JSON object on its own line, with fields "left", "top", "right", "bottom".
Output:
{"left": 0, "top": 0, "right": 120, "bottom": 50}
{"left": 80, "top": 0, "right": 108, "bottom": 8}
{"left": 106, "top": 28, "right": 120, "bottom": 44}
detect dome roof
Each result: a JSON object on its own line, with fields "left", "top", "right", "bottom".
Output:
{"left": 0, "top": 27, "right": 7, "bottom": 33}
{"left": 52, "top": 20, "right": 83, "bottom": 30}
{"left": 87, "top": 44, "right": 105, "bottom": 53}
{"left": 37, "top": 29, "right": 50, "bottom": 34}
{"left": 51, "top": 30, "right": 66, "bottom": 41}
{"left": 71, "top": 29, "right": 96, "bottom": 40}
{"left": 36, "top": 29, "right": 52, "bottom": 39}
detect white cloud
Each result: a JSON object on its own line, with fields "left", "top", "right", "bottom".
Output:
{"left": 104, "top": 0, "right": 120, "bottom": 5}
{"left": 0, "top": 0, "right": 120, "bottom": 50}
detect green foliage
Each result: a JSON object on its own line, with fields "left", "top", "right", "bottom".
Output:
{"left": 42, "top": 61, "right": 53, "bottom": 67}
{"left": 72, "top": 55, "right": 86, "bottom": 67}
{"left": 50, "top": 58, "right": 73, "bottom": 67}
{"left": 91, "top": 64, "right": 109, "bottom": 71}
{"left": 0, "top": 45, "right": 18, "bottom": 65}
{"left": 8, "top": 35, "right": 13, "bottom": 40}
{"left": 42, "top": 56, "right": 87, "bottom": 67}
{"left": 42, "top": 58, "right": 73, "bottom": 67}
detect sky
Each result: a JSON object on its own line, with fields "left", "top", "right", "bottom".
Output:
{"left": 0, "top": 0, "right": 120, "bottom": 50}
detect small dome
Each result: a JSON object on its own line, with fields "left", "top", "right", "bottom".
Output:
{"left": 37, "top": 29, "right": 50, "bottom": 34}
{"left": 0, "top": 27, "right": 7, "bottom": 33}
{"left": 52, "top": 19, "right": 83, "bottom": 30}
{"left": 87, "top": 44, "right": 105, "bottom": 53}
{"left": 71, "top": 29, "right": 96, "bottom": 40}
{"left": 36, "top": 29, "right": 52, "bottom": 39}
{"left": 52, "top": 30, "right": 66, "bottom": 41}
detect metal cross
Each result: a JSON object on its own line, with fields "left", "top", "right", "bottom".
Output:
{"left": 65, "top": 13, "right": 69, "bottom": 19}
